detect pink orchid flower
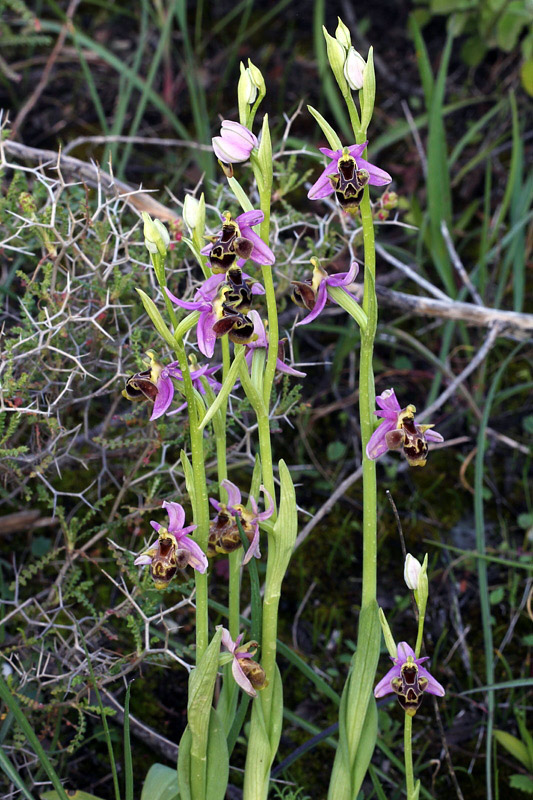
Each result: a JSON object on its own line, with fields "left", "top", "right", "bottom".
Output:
{"left": 210, "top": 479, "right": 274, "bottom": 565}
{"left": 374, "top": 641, "right": 445, "bottom": 716}
{"left": 212, "top": 120, "right": 258, "bottom": 164}
{"left": 292, "top": 259, "right": 360, "bottom": 326}
{"left": 219, "top": 627, "right": 267, "bottom": 697}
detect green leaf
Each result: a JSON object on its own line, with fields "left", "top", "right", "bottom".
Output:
{"left": 494, "top": 730, "right": 532, "bottom": 771}
{"left": 307, "top": 105, "right": 343, "bottom": 150}
{"left": 180, "top": 450, "right": 196, "bottom": 513}
{"left": 360, "top": 47, "right": 375, "bottom": 133}
{"left": 140, "top": 764, "right": 179, "bottom": 800}
{"left": 136, "top": 288, "right": 176, "bottom": 349}
{"left": 509, "top": 774, "right": 533, "bottom": 794}
{"left": 351, "top": 697, "right": 378, "bottom": 792}
{"left": 41, "top": 793, "right": 106, "bottom": 800}
{"left": 204, "top": 708, "right": 230, "bottom": 800}
{"left": 257, "top": 114, "right": 273, "bottom": 192}
{"left": 521, "top": 59, "right": 533, "bottom": 97}
{"left": 198, "top": 348, "right": 245, "bottom": 431}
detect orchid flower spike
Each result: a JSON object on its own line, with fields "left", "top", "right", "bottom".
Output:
{"left": 308, "top": 143, "right": 391, "bottom": 212}
{"left": 292, "top": 258, "right": 359, "bottom": 326}
{"left": 134, "top": 501, "right": 207, "bottom": 589}
{"left": 212, "top": 120, "right": 258, "bottom": 165}
{"left": 209, "top": 479, "right": 274, "bottom": 564}
{"left": 219, "top": 627, "right": 267, "bottom": 697}
{"left": 201, "top": 210, "right": 275, "bottom": 273}
{"left": 366, "top": 388, "right": 444, "bottom": 467}
{"left": 374, "top": 642, "right": 445, "bottom": 716}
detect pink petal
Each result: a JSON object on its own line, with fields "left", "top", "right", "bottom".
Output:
{"left": 347, "top": 142, "right": 368, "bottom": 159}
{"left": 239, "top": 227, "right": 275, "bottom": 265}
{"left": 150, "top": 375, "right": 174, "bottom": 420}
{"left": 256, "top": 485, "right": 274, "bottom": 521}
{"left": 220, "top": 121, "right": 258, "bottom": 148}
{"left": 220, "top": 627, "right": 236, "bottom": 654}
{"left": 182, "top": 538, "right": 208, "bottom": 573}
{"left": 295, "top": 282, "right": 327, "bottom": 326}
{"left": 134, "top": 553, "right": 153, "bottom": 566}
{"left": 197, "top": 310, "right": 217, "bottom": 358}
{"left": 210, "top": 497, "right": 222, "bottom": 512}
{"left": 275, "top": 358, "right": 307, "bottom": 378}
{"left": 366, "top": 420, "right": 397, "bottom": 460}
{"left": 200, "top": 242, "right": 213, "bottom": 256}
{"left": 220, "top": 479, "right": 242, "bottom": 509}
{"left": 374, "top": 665, "right": 401, "bottom": 698}
{"left": 327, "top": 261, "right": 359, "bottom": 287}
{"left": 165, "top": 287, "right": 206, "bottom": 311}
{"left": 150, "top": 521, "right": 162, "bottom": 532}
{"left": 162, "top": 501, "right": 185, "bottom": 532}
{"left": 307, "top": 162, "right": 338, "bottom": 200}
{"left": 425, "top": 429, "right": 444, "bottom": 443}
{"left": 212, "top": 136, "right": 252, "bottom": 163}
{"left": 418, "top": 666, "right": 445, "bottom": 697}
{"left": 236, "top": 210, "right": 264, "bottom": 228}
{"left": 319, "top": 146, "right": 342, "bottom": 159}
{"left": 355, "top": 156, "right": 392, "bottom": 187}
{"left": 376, "top": 389, "right": 401, "bottom": 414}
{"left": 396, "top": 642, "right": 416, "bottom": 662}
{"left": 242, "top": 524, "right": 260, "bottom": 565}
{"left": 232, "top": 658, "right": 256, "bottom": 697}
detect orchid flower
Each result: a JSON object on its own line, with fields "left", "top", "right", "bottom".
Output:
{"left": 134, "top": 501, "right": 207, "bottom": 588}
{"left": 123, "top": 351, "right": 179, "bottom": 421}
{"left": 374, "top": 641, "right": 445, "bottom": 716}
{"left": 212, "top": 120, "right": 258, "bottom": 164}
{"left": 308, "top": 143, "right": 391, "bottom": 211}
{"left": 245, "top": 310, "right": 306, "bottom": 377}
{"left": 209, "top": 479, "right": 274, "bottom": 564}
{"left": 166, "top": 272, "right": 263, "bottom": 358}
{"left": 201, "top": 210, "right": 275, "bottom": 273}
{"left": 366, "top": 388, "right": 444, "bottom": 467}
{"left": 219, "top": 627, "right": 267, "bottom": 697}
{"left": 292, "top": 258, "right": 359, "bottom": 326}
{"left": 166, "top": 361, "right": 222, "bottom": 416}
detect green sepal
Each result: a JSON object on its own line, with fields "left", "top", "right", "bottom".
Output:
{"left": 322, "top": 25, "right": 349, "bottom": 96}
{"left": 378, "top": 607, "right": 397, "bottom": 659}
{"left": 327, "top": 285, "right": 368, "bottom": 332}
{"left": 178, "top": 708, "right": 229, "bottom": 800}
{"left": 494, "top": 730, "right": 533, "bottom": 771}
{"left": 228, "top": 176, "right": 255, "bottom": 213}
{"left": 327, "top": 600, "right": 380, "bottom": 800}
{"left": 256, "top": 114, "right": 273, "bottom": 192}
{"left": 174, "top": 311, "right": 201, "bottom": 344}
{"left": 180, "top": 450, "right": 196, "bottom": 511}
{"left": 198, "top": 347, "right": 245, "bottom": 431}
{"left": 360, "top": 46, "right": 376, "bottom": 134}
{"left": 136, "top": 288, "right": 176, "bottom": 349}
{"left": 140, "top": 763, "right": 179, "bottom": 800}
{"left": 271, "top": 459, "right": 297, "bottom": 550}
{"left": 307, "top": 105, "right": 343, "bottom": 151}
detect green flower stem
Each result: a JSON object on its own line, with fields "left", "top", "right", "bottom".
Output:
{"left": 345, "top": 92, "right": 361, "bottom": 137}
{"left": 404, "top": 715, "right": 415, "bottom": 798}
{"left": 151, "top": 252, "right": 179, "bottom": 329}
{"left": 415, "top": 611, "right": 425, "bottom": 660}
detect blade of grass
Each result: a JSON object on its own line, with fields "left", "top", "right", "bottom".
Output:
{"left": 475, "top": 341, "right": 525, "bottom": 800}
{"left": 0, "top": 674, "right": 69, "bottom": 800}
{"left": 0, "top": 747, "right": 36, "bottom": 800}
{"left": 312, "top": 0, "right": 351, "bottom": 141}
{"left": 124, "top": 683, "right": 133, "bottom": 800}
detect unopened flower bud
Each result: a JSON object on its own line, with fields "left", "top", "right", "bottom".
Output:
{"left": 344, "top": 46, "right": 366, "bottom": 90}
{"left": 382, "top": 191, "right": 399, "bottom": 210}
{"left": 247, "top": 59, "right": 265, "bottom": 96}
{"left": 335, "top": 17, "right": 351, "bottom": 50}
{"left": 183, "top": 194, "right": 201, "bottom": 232}
{"left": 404, "top": 553, "right": 422, "bottom": 590}
{"left": 142, "top": 212, "right": 170, "bottom": 257}
{"left": 238, "top": 64, "right": 257, "bottom": 105}
{"left": 323, "top": 26, "right": 349, "bottom": 95}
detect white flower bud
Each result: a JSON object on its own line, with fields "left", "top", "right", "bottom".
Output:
{"left": 344, "top": 47, "right": 366, "bottom": 91}
{"left": 404, "top": 553, "right": 422, "bottom": 590}
{"left": 183, "top": 194, "right": 200, "bottom": 232}
{"left": 247, "top": 59, "right": 265, "bottom": 96}
{"left": 238, "top": 66, "right": 257, "bottom": 105}
{"left": 335, "top": 17, "right": 351, "bottom": 50}
{"left": 142, "top": 212, "right": 170, "bottom": 257}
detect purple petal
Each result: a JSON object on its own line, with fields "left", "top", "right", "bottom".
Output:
{"left": 134, "top": 553, "right": 153, "bottom": 566}
{"left": 150, "top": 375, "right": 174, "bottom": 420}
{"left": 166, "top": 287, "right": 206, "bottom": 311}
{"left": 239, "top": 227, "right": 275, "bottom": 265}
{"left": 200, "top": 273, "right": 225, "bottom": 298}
{"left": 162, "top": 501, "right": 185, "bottom": 532}
{"left": 232, "top": 657, "right": 256, "bottom": 697}
{"left": 150, "top": 521, "right": 162, "bottom": 532}
{"left": 176, "top": 524, "right": 198, "bottom": 539}
{"left": 347, "top": 142, "right": 368, "bottom": 159}
{"left": 425, "top": 429, "right": 444, "bottom": 443}
{"left": 256, "top": 486, "right": 274, "bottom": 521}
{"left": 319, "top": 146, "right": 342, "bottom": 159}
{"left": 212, "top": 136, "right": 253, "bottom": 163}
{"left": 220, "top": 627, "right": 236, "bottom": 654}
{"left": 295, "top": 282, "right": 328, "bottom": 326}
{"left": 220, "top": 479, "right": 242, "bottom": 509}
{"left": 307, "top": 163, "right": 338, "bottom": 200}
{"left": 197, "top": 310, "right": 217, "bottom": 358}
{"left": 251, "top": 281, "right": 265, "bottom": 295}
{"left": 248, "top": 310, "right": 267, "bottom": 347}
{"left": 326, "top": 261, "right": 359, "bottom": 287}
{"left": 396, "top": 642, "right": 416, "bottom": 662}
{"left": 418, "top": 665, "right": 445, "bottom": 696}
{"left": 275, "top": 358, "right": 307, "bottom": 378}
{"left": 376, "top": 389, "right": 401, "bottom": 414}
{"left": 210, "top": 498, "right": 221, "bottom": 512}
{"left": 374, "top": 664, "right": 402, "bottom": 698}
{"left": 366, "top": 419, "right": 397, "bottom": 460}
{"left": 242, "top": 523, "right": 260, "bottom": 565}
{"left": 220, "top": 121, "right": 258, "bottom": 147}
{"left": 235, "top": 210, "right": 264, "bottom": 228}
{"left": 181, "top": 537, "right": 208, "bottom": 573}
{"left": 355, "top": 156, "right": 392, "bottom": 187}
{"left": 201, "top": 242, "right": 213, "bottom": 256}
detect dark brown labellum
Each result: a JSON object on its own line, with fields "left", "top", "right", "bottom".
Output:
{"left": 124, "top": 368, "right": 157, "bottom": 402}
{"left": 207, "top": 221, "right": 253, "bottom": 273}
{"left": 237, "top": 657, "right": 268, "bottom": 690}
{"left": 329, "top": 156, "right": 370, "bottom": 211}
{"left": 291, "top": 280, "right": 316, "bottom": 311}
{"left": 391, "top": 663, "right": 428, "bottom": 717}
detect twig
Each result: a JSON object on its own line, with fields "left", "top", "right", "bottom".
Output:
{"left": 62, "top": 134, "right": 213, "bottom": 156}
{"left": 441, "top": 221, "right": 483, "bottom": 306}
{"left": 375, "top": 245, "right": 451, "bottom": 301}
{"left": 376, "top": 286, "right": 533, "bottom": 338}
